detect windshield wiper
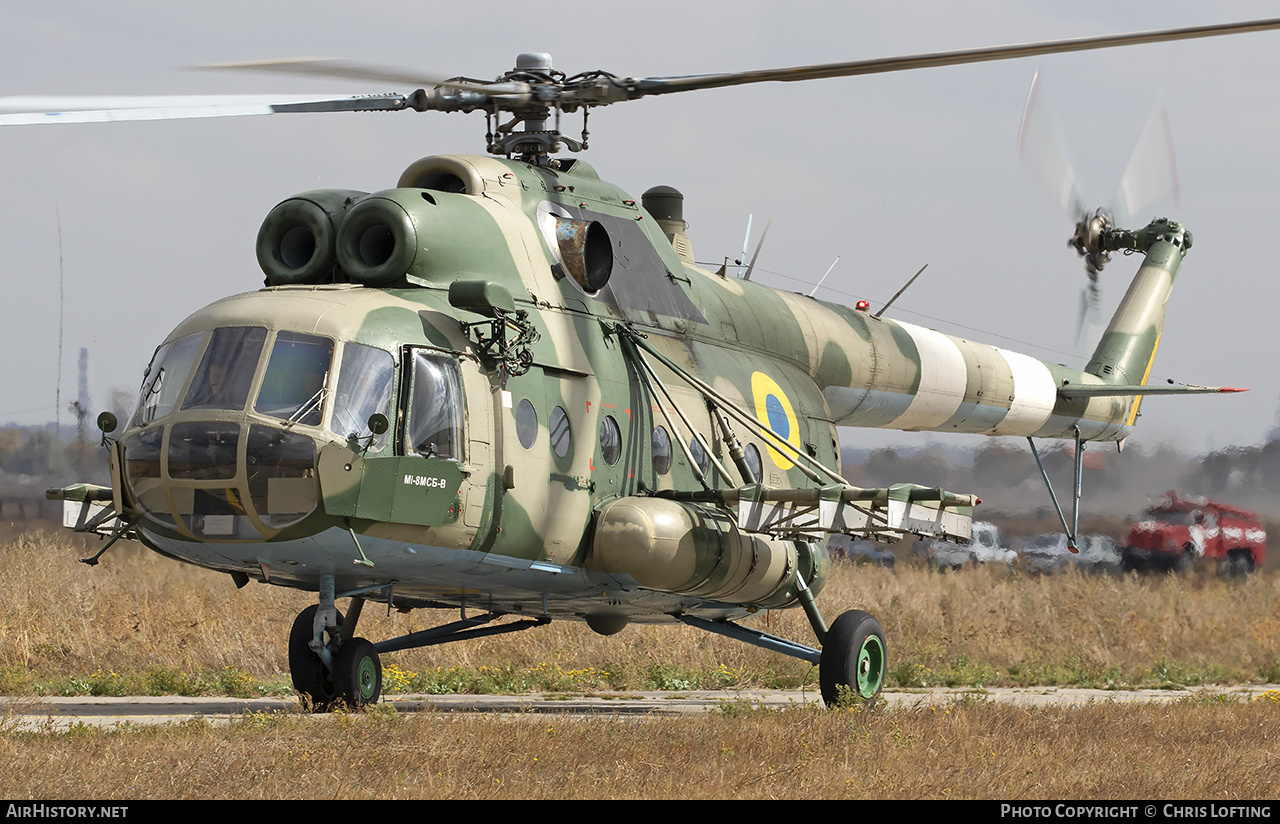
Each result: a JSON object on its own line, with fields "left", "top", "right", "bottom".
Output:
{"left": 286, "top": 380, "right": 328, "bottom": 425}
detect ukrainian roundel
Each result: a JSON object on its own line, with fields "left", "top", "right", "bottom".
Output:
{"left": 751, "top": 371, "right": 801, "bottom": 470}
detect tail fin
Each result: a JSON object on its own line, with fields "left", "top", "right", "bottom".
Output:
{"left": 1084, "top": 219, "right": 1190, "bottom": 387}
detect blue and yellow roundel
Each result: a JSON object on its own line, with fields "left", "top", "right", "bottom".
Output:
{"left": 751, "top": 371, "right": 801, "bottom": 470}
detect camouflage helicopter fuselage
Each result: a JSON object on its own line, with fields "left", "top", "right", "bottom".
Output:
{"left": 94, "top": 152, "right": 1186, "bottom": 629}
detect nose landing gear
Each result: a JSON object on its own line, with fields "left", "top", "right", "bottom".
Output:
{"left": 288, "top": 595, "right": 383, "bottom": 711}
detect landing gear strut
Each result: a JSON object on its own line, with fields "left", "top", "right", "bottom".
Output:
{"left": 289, "top": 576, "right": 383, "bottom": 711}
{"left": 289, "top": 604, "right": 384, "bottom": 710}
{"left": 677, "top": 566, "right": 888, "bottom": 707}
{"left": 288, "top": 604, "right": 343, "bottom": 709}
{"left": 287, "top": 580, "right": 555, "bottom": 712}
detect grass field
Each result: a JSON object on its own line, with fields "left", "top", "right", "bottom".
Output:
{"left": 3, "top": 525, "right": 1279, "bottom": 698}
{"left": 4, "top": 698, "right": 1280, "bottom": 799}
{"left": 5, "top": 524, "right": 1280, "bottom": 799}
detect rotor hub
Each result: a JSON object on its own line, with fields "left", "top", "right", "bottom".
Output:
{"left": 1070, "top": 208, "right": 1115, "bottom": 274}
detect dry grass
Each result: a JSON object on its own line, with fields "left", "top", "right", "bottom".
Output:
{"left": 3, "top": 524, "right": 1280, "bottom": 696}
{"left": 6, "top": 524, "right": 1280, "bottom": 800}
{"left": 2, "top": 698, "right": 1279, "bottom": 799}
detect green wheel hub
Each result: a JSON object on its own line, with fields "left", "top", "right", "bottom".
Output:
{"left": 855, "top": 633, "right": 885, "bottom": 696}
{"left": 353, "top": 654, "right": 379, "bottom": 702}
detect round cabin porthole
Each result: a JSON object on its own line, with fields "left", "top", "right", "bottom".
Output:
{"left": 515, "top": 398, "right": 538, "bottom": 449}
{"left": 550, "top": 406, "right": 572, "bottom": 458}
{"left": 652, "top": 426, "right": 672, "bottom": 475}
{"left": 744, "top": 443, "right": 762, "bottom": 482}
{"left": 688, "top": 436, "right": 710, "bottom": 476}
{"left": 599, "top": 415, "right": 621, "bottom": 466}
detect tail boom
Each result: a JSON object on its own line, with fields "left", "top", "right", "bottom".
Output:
{"left": 795, "top": 219, "right": 1193, "bottom": 443}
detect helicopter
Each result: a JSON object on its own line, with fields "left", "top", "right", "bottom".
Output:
{"left": 15, "top": 17, "right": 1276, "bottom": 709}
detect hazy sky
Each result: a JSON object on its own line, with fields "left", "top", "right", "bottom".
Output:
{"left": 3, "top": 0, "right": 1279, "bottom": 456}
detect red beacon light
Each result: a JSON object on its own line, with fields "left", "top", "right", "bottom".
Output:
{"left": 855, "top": 300, "right": 870, "bottom": 311}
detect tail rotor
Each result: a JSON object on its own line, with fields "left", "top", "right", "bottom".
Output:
{"left": 1017, "top": 69, "right": 1180, "bottom": 347}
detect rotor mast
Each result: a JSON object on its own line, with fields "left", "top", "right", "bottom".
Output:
{"left": 407, "top": 52, "right": 602, "bottom": 162}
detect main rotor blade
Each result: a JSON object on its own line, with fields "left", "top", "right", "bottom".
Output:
{"left": 629, "top": 18, "right": 1280, "bottom": 96}
{"left": 0, "top": 93, "right": 406, "bottom": 125}
{"left": 209, "top": 58, "right": 531, "bottom": 97}
{"left": 741, "top": 215, "right": 772, "bottom": 281}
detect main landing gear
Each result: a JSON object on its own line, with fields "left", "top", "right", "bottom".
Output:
{"left": 678, "top": 602, "right": 888, "bottom": 707}
{"left": 819, "top": 610, "right": 887, "bottom": 706}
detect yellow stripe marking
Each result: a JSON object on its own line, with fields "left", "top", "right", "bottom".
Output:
{"left": 1126, "top": 330, "right": 1162, "bottom": 427}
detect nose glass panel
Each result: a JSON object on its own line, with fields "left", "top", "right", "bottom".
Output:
{"left": 177, "top": 488, "right": 262, "bottom": 540}
{"left": 247, "top": 425, "right": 318, "bottom": 529}
{"left": 123, "top": 426, "right": 174, "bottom": 527}
{"left": 168, "top": 422, "right": 239, "bottom": 480}
{"left": 124, "top": 422, "right": 319, "bottom": 539}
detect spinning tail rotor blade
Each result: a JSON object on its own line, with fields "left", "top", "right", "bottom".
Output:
{"left": 1076, "top": 287, "right": 1090, "bottom": 345}
{"left": 1111, "top": 95, "right": 1180, "bottom": 227}
{"left": 1017, "top": 69, "right": 1087, "bottom": 220}
{"left": 1077, "top": 277, "right": 1104, "bottom": 345}
{"left": 1017, "top": 70, "right": 1126, "bottom": 352}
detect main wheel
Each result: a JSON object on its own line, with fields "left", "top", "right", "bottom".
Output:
{"left": 333, "top": 637, "right": 382, "bottom": 708}
{"left": 289, "top": 605, "right": 343, "bottom": 711}
{"left": 819, "top": 609, "right": 887, "bottom": 707}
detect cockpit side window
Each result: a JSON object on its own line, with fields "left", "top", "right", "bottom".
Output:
{"left": 254, "top": 332, "right": 334, "bottom": 426}
{"left": 405, "top": 350, "right": 462, "bottom": 460}
{"left": 330, "top": 343, "right": 395, "bottom": 449}
{"left": 132, "top": 332, "right": 203, "bottom": 427}
{"left": 182, "top": 327, "right": 267, "bottom": 412}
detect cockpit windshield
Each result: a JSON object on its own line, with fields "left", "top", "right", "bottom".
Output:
{"left": 182, "top": 327, "right": 267, "bottom": 412}
{"left": 132, "top": 333, "right": 203, "bottom": 427}
{"left": 255, "top": 332, "right": 333, "bottom": 425}
{"left": 131, "top": 327, "right": 386, "bottom": 435}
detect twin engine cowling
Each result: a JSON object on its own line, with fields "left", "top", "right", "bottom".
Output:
{"left": 590, "top": 496, "right": 817, "bottom": 609}
{"left": 255, "top": 155, "right": 615, "bottom": 291}
{"left": 256, "top": 188, "right": 420, "bottom": 287}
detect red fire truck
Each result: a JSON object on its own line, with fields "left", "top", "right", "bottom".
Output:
{"left": 1121, "top": 492, "right": 1266, "bottom": 574}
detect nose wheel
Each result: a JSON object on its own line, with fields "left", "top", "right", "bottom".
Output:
{"left": 289, "top": 605, "right": 342, "bottom": 710}
{"left": 819, "top": 609, "right": 886, "bottom": 706}
{"left": 288, "top": 604, "right": 382, "bottom": 710}
{"left": 333, "top": 637, "right": 382, "bottom": 707}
